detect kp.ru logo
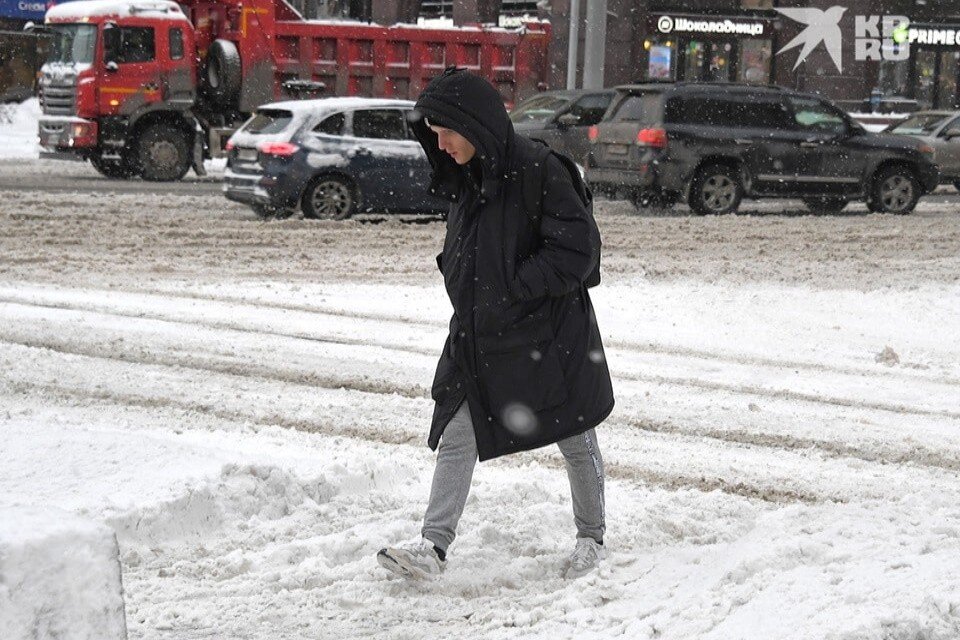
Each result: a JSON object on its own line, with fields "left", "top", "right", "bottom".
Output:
{"left": 775, "top": 6, "right": 909, "bottom": 73}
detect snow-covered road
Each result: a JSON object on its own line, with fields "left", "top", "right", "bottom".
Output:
{"left": 2, "top": 167, "right": 960, "bottom": 638}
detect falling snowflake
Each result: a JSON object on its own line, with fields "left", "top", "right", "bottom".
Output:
{"left": 501, "top": 402, "right": 538, "bottom": 436}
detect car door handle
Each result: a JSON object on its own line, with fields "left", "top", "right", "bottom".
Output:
{"left": 734, "top": 138, "right": 751, "bottom": 145}
{"left": 800, "top": 141, "right": 820, "bottom": 148}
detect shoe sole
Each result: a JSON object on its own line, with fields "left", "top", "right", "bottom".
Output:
{"left": 376, "top": 549, "right": 435, "bottom": 581}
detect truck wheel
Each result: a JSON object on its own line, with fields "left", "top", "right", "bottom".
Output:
{"left": 90, "top": 152, "right": 136, "bottom": 179}
{"left": 801, "top": 197, "right": 849, "bottom": 214}
{"left": 302, "top": 175, "right": 355, "bottom": 220}
{"left": 205, "top": 39, "right": 242, "bottom": 107}
{"left": 137, "top": 124, "right": 191, "bottom": 181}
{"left": 689, "top": 164, "right": 743, "bottom": 215}
{"left": 870, "top": 165, "right": 919, "bottom": 215}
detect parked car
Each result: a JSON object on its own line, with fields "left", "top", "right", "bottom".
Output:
{"left": 887, "top": 110, "right": 960, "bottom": 192}
{"left": 585, "top": 82, "right": 940, "bottom": 215}
{"left": 224, "top": 98, "right": 447, "bottom": 219}
{"left": 510, "top": 90, "right": 615, "bottom": 164}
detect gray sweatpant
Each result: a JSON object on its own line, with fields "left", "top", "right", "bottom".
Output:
{"left": 422, "top": 400, "right": 605, "bottom": 552}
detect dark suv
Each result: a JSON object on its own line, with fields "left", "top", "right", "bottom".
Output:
{"left": 586, "top": 83, "right": 939, "bottom": 215}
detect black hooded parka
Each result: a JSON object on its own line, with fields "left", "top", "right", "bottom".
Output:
{"left": 410, "top": 68, "right": 615, "bottom": 461}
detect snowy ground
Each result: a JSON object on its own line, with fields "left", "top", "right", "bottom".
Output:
{"left": 3, "top": 170, "right": 960, "bottom": 636}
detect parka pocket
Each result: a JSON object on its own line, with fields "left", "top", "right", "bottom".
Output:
{"left": 477, "top": 321, "right": 568, "bottom": 420}
{"left": 431, "top": 337, "right": 459, "bottom": 405}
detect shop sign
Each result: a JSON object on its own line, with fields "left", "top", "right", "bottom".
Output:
{"left": 654, "top": 15, "right": 766, "bottom": 38}
{"left": 906, "top": 27, "right": 960, "bottom": 47}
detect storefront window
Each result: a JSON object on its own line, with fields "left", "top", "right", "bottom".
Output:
{"left": 878, "top": 58, "right": 909, "bottom": 98}
{"left": 916, "top": 49, "right": 937, "bottom": 108}
{"left": 937, "top": 51, "right": 958, "bottom": 108}
{"left": 682, "top": 40, "right": 734, "bottom": 82}
{"left": 684, "top": 41, "right": 705, "bottom": 81}
{"left": 708, "top": 42, "right": 732, "bottom": 81}
{"left": 737, "top": 39, "right": 772, "bottom": 83}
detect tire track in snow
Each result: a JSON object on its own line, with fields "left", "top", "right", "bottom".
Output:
{"left": 0, "top": 333, "right": 430, "bottom": 400}
{"left": 623, "top": 415, "right": 960, "bottom": 474}
{"left": 1, "top": 378, "right": 822, "bottom": 506}
{"left": 3, "top": 303, "right": 960, "bottom": 476}
{"left": 615, "top": 369, "right": 960, "bottom": 422}
{"left": 2, "top": 295, "right": 957, "bottom": 423}
{"left": 9, "top": 284, "right": 958, "bottom": 388}
{"left": 4, "top": 339, "right": 954, "bottom": 508}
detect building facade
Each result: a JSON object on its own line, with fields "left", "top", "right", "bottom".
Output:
{"left": 550, "top": 0, "right": 960, "bottom": 110}
{"left": 373, "top": 0, "right": 960, "bottom": 110}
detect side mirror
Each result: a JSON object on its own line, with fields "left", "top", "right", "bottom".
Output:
{"left": 944, "top": 128, "right": 960, "bottom": 139}
{"left": 105, "top": 61, "right": 119, "bottom": 72}
{"left": 102, "top": 22, "right": 119, "bottom": 66}
{"left": 557, "top": 113, "right": 580, "bottom": 128}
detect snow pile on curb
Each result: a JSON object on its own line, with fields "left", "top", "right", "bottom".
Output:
{"left": 0, "top": 506, "right": 127, "bottom": 640}
{"left": 0, "top": 99, "right": 40, "bottom": 160}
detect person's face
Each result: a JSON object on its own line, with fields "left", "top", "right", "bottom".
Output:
{"left": 429, "top": 124, "right": 476, "bottom": 165}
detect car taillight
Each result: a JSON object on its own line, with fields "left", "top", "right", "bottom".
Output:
{"left": 257, "top": 141, "right": 299, "bottom": 156}
{"left": 225, "top": 140, "right": 235, "bottom": 151}
{"left": 637, "top": 128, "right": 667, "bottom": 148}
{"left": 588, "top": 125, "right": 599, "bottom": 143}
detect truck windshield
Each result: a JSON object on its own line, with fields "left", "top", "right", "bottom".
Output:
{"left": 47, "top": 24, "right": 97, "bottom": 65}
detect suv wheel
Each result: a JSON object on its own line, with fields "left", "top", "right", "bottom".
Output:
{"left": 802, "top": 197, "right": 849, "bottom": 214}
{"left": 869, "top": 165, "right": 920, "bottom": 215}
{"left": 689, "top": 164, "right": 743, "bottom": 215}
{"left": 303, "top": 175, "right": 355, "bottom": 220}
{"left": 250, "top": 204, "right": 294, "bottom": 219}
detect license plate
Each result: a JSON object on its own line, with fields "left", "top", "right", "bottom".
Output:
{"left": 237, "top": 148, "right": 257, "bottom": 161}
{"left": 607, "top": 144, "right": 629, "bottom": 155}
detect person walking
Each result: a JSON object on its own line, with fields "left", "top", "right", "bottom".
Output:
{"left": 377, "top": 68, "right": 614, "bottom": 580}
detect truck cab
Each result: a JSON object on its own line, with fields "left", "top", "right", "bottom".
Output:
{"left": 37, "top": 0, "right": 551, "bottom": 181}
{"left": 40, "top": 0, "right": 199, "bottom": 180}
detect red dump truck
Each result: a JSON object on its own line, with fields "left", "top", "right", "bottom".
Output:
{"left": 37, "top": 0, "right": 550, "bottom": 180}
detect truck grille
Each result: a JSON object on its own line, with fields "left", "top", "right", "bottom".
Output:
{"left": 40, "top": 79, "right": 77, "bottom": 116}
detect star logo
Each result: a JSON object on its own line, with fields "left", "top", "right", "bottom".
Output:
{"left": 776, "top": 6, "right": 848, "bottom": 72}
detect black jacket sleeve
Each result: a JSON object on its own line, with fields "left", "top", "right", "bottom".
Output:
{"left": 509, "top": 155, "right": 599, "bottom": 300}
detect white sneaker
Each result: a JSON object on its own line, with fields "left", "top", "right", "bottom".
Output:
{"left": 563, "top": 537, "right": 606, "bottom": 579}
{"left": 377, "top": 537, "right": 446, "bottom": 580}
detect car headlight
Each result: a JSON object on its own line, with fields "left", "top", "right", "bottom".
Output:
{"left": 918, "top": 143, "right": 934, "bottom": 155}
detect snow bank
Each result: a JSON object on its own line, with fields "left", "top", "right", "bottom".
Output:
{"left": 0, "top": 507, "right": 127, "bottom": 640}
{"left": 0, "top": 99, "right": 40, "bottom": 160}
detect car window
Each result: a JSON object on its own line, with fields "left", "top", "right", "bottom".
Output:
{"left": 169, "top": 28, "right": 184, "bottom": 61}
{"left": 352, "top": 109, "right": 406, "bottom": 140}
{"left": 510, "top": 95, "right": 571, "bottom": 123}
{"left": 115, "top": 27, "right": 155, "bottom": 64}
{"left": 243, "top": 109, "right": 295, "bottom": 135}
{"left": 569, "top": 94, "right": 612, "bottom": 126}
{"left": 664, "top": 94, "right": 790, "bottom": 128}
{"left": 313, "top": 112, "right": 345, "bottom": 135}
{"left": 403, "top": 111, "right": 419, "bottom": 140}
{"left": 788, "top": 97, "right": 848, "bottom": 134}
{"left": 609, "top": 93, "right": 660, "bottom": 124}
{"left": 890, "top": 113, "right": 953, "bottom": 135}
